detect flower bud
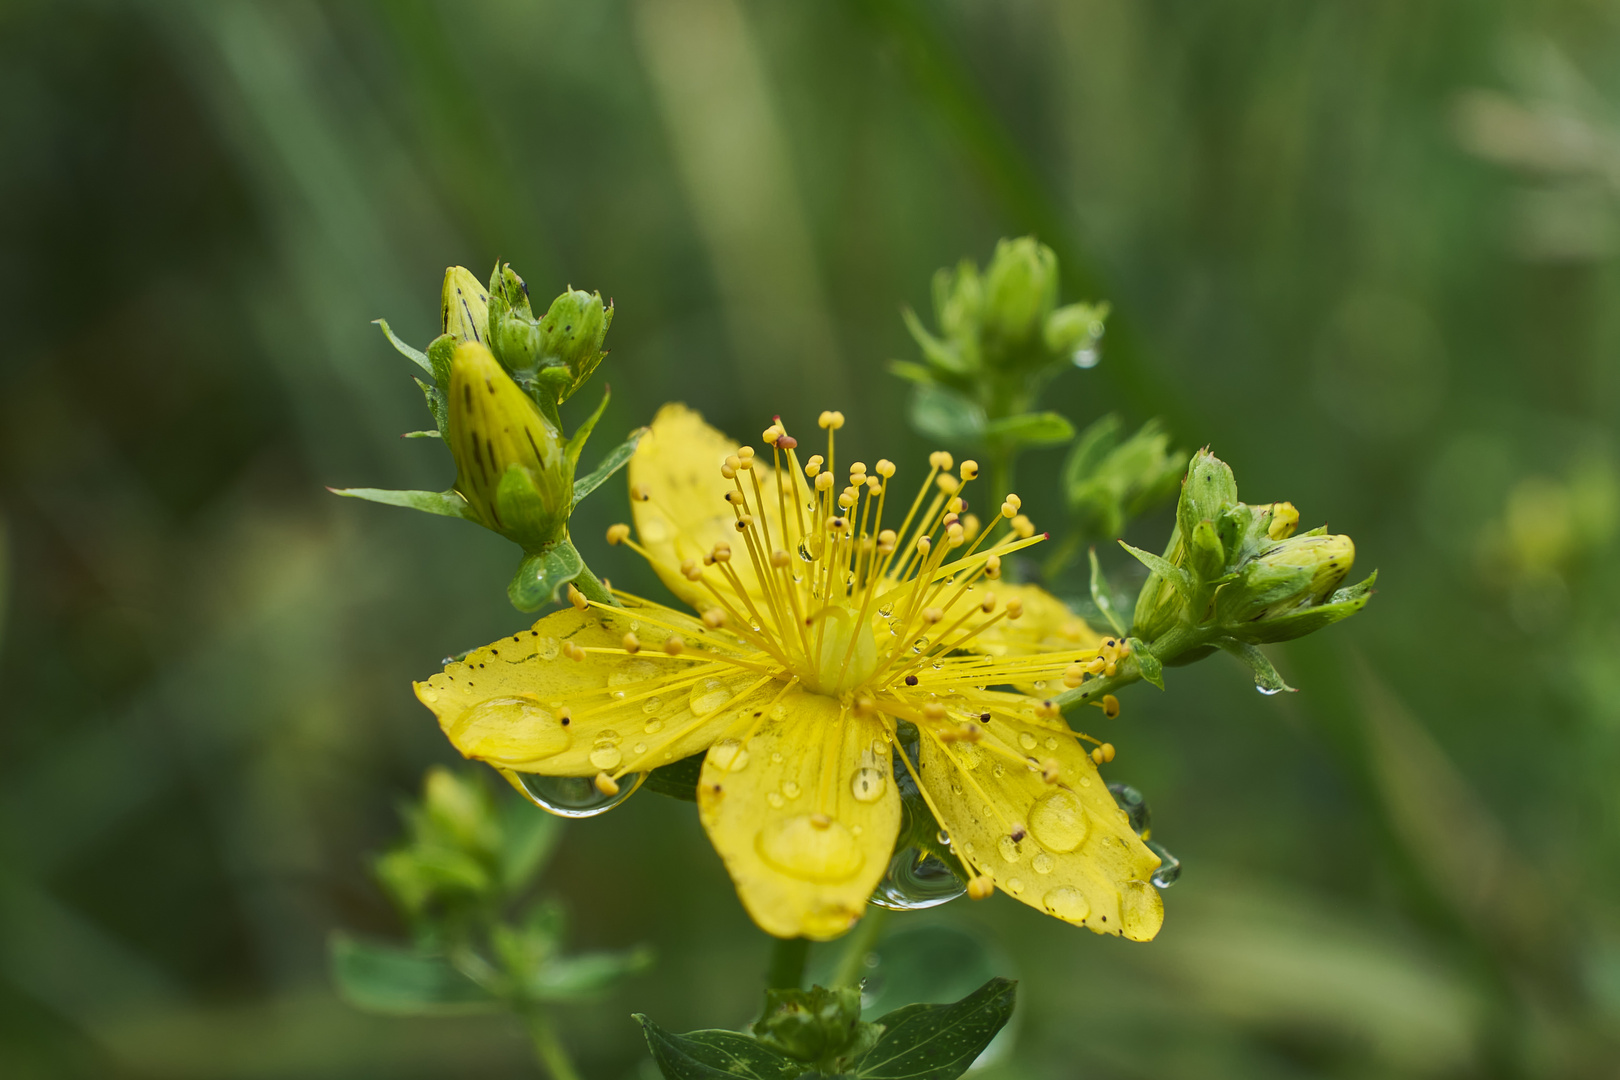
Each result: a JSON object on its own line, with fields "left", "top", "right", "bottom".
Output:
{"left": 1217, "top": 533, "right": 1364, "bottom": 642}
{"left": 1177, "top": 448, "right": 1238, "bottom": 543}
{"left": 754, "top": 984, "right": 868, "bottom": 1063}
{"left": 487, "top": 263, "right": 543, "bottom": 373}
{"left": 441, "top": 266, "right": 489, "bottom": 346}
{"left": 982, "top": 236, "right": 1059, "bottom": 366}
{"left": 1189, "top": 518, "right": 1225, "bottom": 582}
{"left": 484, "top": 263, "right": 614, "bottom": 403}
{"left": 447, "top": 342, "right": 571, "bottom": 549}
{"left": 540, "top": 287, "right": 612, "bottom": 388}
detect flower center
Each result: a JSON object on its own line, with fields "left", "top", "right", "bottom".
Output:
{"left": 804, "top": 603, "right": 879, "bottom": 695}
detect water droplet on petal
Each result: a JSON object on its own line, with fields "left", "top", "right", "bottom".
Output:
{"left": 589, "top": 742, "right": 623, "bottom": 771}
{"left": 1032, "top": 852, "right": 1054, "bottom": 874}
{"left": 1257, "top": 684, "right": 1283, "bottom": 696}
{"left": 850, "top": 767, "right": 887, "bottom": 802}
{"left": 511, "top": 771, "right": 643, "bottom": 818}
{"left": 781, "top": 780, "right": 801, "bottom": 799}
{"left": 767, "top": 791, "right": 785, "bottom": 809}
{"left": 1043, "top": 885, "right": 1090, "bottom": 921}
{"left": 870, "top": 846, "right": 966, "bottom": 910}
{"left": 643, "top": 718, "right": 664, "bottom": 734}
{"left": 710, "top": 739, "right": 750, "bottom": 772}
{"left": 1007, "top": 877, "right": 1025, "bottom": 895}
{"left": 1119, "top": 879, "right": 1165, "bottom": 940}
{"left": 689, "top": 677, "right": 731, "bottom": 715}
{"left": 998, "top": 836, "right": 1023, "bottom": 863}
{"left": 936, "top": 829, "right": 952, "bottom": 847}
{"left": 1028, "top": 789, "right": 1089, "bottom": 853}
{"left": 535, "top": 637, "right": 560, "bottom": 660}
{"left": 756, "top": 815, "right": 863, "bottom": 882}
{"left": 642, "top": 696, "right": 662, "bottom": 714}
{"left": 1018, "top": 732, "right": 1037, "bottom": 751}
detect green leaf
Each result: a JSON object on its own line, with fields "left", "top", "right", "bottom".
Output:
{"left": 499, "top": 796, "right": 563, "bottom": 893}
{"left": 1213, "top": 637, "right": 1295, "bottom": 694}
{"left": 564, "top": 384, "right": 613, "bottom": 475}
{"left": 909, "top": 384, "right": 985, "bottom": 443}
{"left": 902, "top": 307, "right": 973, "bottom": 375}
{"left": 508, "top": 540, "right": 585, "bottom": 612}
{"left": 375, "top": 318, "right": 434, "bottom": 377}
{"left": 1088, "top": 546, "right": 1128, "bottom": 638}
{"left": 643, "top": 752, "right": 704, "bottom": 801}
{"left": 402, "top": 429, "right": 442, "bottom": 439}
{"left": 982, "top": 410, "right": 1075, "bottom": 448}
{"left": 572, "top": 426, "right": 648, "bottom": 509}
{"left": 329, "top": 933, "right": 499, "bottom": 1015}
{"left": 849, "top": 977, "right": 1017, "bottom": 1080}
{"left": 1062, "top": 413, "right": 1123, "bottom": 500}
{"left": 636, "top": 1016, "right": 804, "bottom": 1080}
{"left": 886, "top": 359, "right": 936, "bottom": 386}
{"left": 329, "top": 487, "right": 474, "bottom": 520}
{"left": 1129, "top": 636, "right": 1165, "bottom": 690}
{"left": 1119, "top": 541, "right": 1194, "bottom": 605}
{"left": 528, "top": 946, "right": 654, "bottom": 1001}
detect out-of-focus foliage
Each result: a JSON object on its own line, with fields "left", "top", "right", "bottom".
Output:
{"left": 2, "top": 1, "right": 1619, "bottom": 1079}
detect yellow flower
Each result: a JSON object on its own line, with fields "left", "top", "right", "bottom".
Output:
{"left": 414, "top": 405, "right": 1164, "bottom": 942}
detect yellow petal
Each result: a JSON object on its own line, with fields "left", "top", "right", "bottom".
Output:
{"left": 914, "top": 692, "right": 1164, "bottom": 940}
{"left": 943, "top": 580, "right": 1104, "bottom": 658}
{"left": 415, "top": 597, "right": 766, "bottom": 778}
{"left": 628, "top": 403, "right": 790, "bottom": 615}
{"left": 697, "top": 689, "right": 901, "bottom": 940}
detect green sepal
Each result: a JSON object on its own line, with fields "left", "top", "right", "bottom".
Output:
{"left": 642, "top": 752, "right": 704, "bottom": 801}
{"left": 329, "top": 487, "right": 474, "bottom": 520}
{"left": 402, "top": 430, "right": 442, "bottom": 439}
{"left": 1189, "top": 518, "right": 1225, "bottom": 581}
{"left": 374, "top": 318, "right": 434, "bottom": 377}
{"left": 847, "top": 976, "right": 1017, "bottom": 1080}
{"left": 1088, "top": 546, "right": 1128, "bottom": 638}
{"left": 493, "top": 464, "right": 566, "bottom": 549}
{"left": 426, "top": 334, "right": 456, "bottom": 389}
{"left": 329, "top": 933, "right": 500, "bottom": 1015}
{"left": 982, "top": 410, "right": 1075, "bottom": 447}
{"left": 1119, "top": 540, "right": 1194, "bottom": 606}
{"left": 636, "top": 1017, "right": 803, "bottom": 1080}
{"left": 564, "top": 384, "right": 613, "bottom": 476}
{"left": 902, "top": 307, "right": 973, "bottom": 377}
{"left": 508, "top": 540, "right": 585, "bottom": 612}
{"left": 909, "top": 384, "right": 985, "bottom": 443}
{"left": 1213, "top": 637, "right": 1295, "bottom": 694}
{"left": 574, "top": 426, "right": 648, "bottom": 509}
{"left": 1129, "top": 637, "right": 1164, "bottom": 690}
{"left": 413, "top": 376, "right": 449, "bottom": 437}
{"left": 1226, "top": 570, "right": 1378, "bottom": 644}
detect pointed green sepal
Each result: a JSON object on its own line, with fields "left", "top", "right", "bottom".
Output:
{"left": 1213, "top": 637, "right": 1295, "bottom": 694}
{"left": 1130, "top": 637, "right": 1164, "bottom": 690}
{"left": 508, "top": 540, "right": 585, "bottom": 612}
{"left": 328, "top": 487, "right": 474, "bottom": 520}
{"left": 573, "top": 426, "right": 649, "bottom": 509}
{"left": 1120, "top": 540, "right": 1194, "bottom": 606}
{"left": 374, "top": 318, "right": 434, "bottom": 377}
{"left": 1089, "top": 546, "right": 1128, "bottom": 638}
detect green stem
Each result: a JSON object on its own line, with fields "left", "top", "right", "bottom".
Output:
{"left": 1055, "top": 623, "right": 1214, "bottom": 714}
{"left": 766, "top": 936, "right": 810, "bottom": 990}
{"left": 570, "top": 561, "right": 618, "bottom": 607}
{"left": 523, "top": 1007, "right": 584, "bottom": 1080}
{"left": 829, "top": 908, "right": 890, "bottom": 989}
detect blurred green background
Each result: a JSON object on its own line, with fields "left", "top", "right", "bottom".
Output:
{"left": 4, "top": 0, "right": 1619, "bottom": 1077}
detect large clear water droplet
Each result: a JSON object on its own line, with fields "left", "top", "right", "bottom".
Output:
{"left": 1146, "top": 838, "right": 1181, "bottom": 888}
{"left": 850, "top": 766, "right": 887, "bottom": 802}
{"left": 1042, "top": 885, "right": 1090, "bottom": 922}
{"left": 870, "top": 846, "right": 966, "bottom": 910}
{"left": 1108, "top": 782, "right": 1151, "bottom": 835}
{"left": 689, "top": 677, "right": 731, "bottom": 716}
{"left": 1256, "top": 684, "right": 1283, "bottom": 696}
{"left": 1072, "top": 346, "right": 1100, "bottom": 369}
{"left": 798, "top": 542, "right": 816, "bottom": 562}
{"left": 510, "top": 771, "right": 644, "bottom": 818}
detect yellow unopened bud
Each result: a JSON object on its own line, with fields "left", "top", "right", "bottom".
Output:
{"left": 1268, "top": 501, "right": 1300, "bottom": 540}
{"left": 441, "top": 266, "right": 489, "bottom": 345}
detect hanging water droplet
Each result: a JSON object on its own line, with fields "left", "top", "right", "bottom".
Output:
{"left": 1072, "top": 345, "right": 1100, "bottom": 369}
{"left": 850, "top": 767, "right": 887, "bottom": 802}
{"left": 798, "top": 543, "right": 816, "bottom": 562}
{"left": 1108, "top": 783, "right": 1151, "bottom": 834}
{"left": 1118, "top": 879, "right": 1164, "bottom": 940}
{"left": 1146, "top": 839, "right": 1181, "bottom": 888}
{"left": 510, "top": 771, "right": 644, "bottom": 818}
{"left": 936, "top": 829, "right": 952, "bottom": 847}
{"left": 1256, "top": 684, "right": 1283, "bottom": 696}
{"left": 1032, "top": 681, "right": 1046, "bottom": 692}
{"left": 878, "top": 603, "right": 895, "bottom": 617}
{"left": 869, "top": 846, "right": 967, "bottom": 910}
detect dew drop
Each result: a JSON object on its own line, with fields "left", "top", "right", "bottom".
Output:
{"left": 589, "top": 742, "right": 623, "bottom": 771}
{"left": 850, "top": 767, "right": 887, "bottom": 802}
{"left": 689, "top": 677, "right": 732, "bottom": 715}
{"left": 954, "top": 745, "right": 984, "bottom": 770}
{"left": 642, "top": 696, "right": 662, "bottom": 714}
{"left": 997, "top": 836, "right": 1023, "bottom": 863}
{"left": 449, "top": 698, "right": 570, "bottom": 765}
{"left": 798, "top": 542, "right": 816, "bottom": 562}
{"left": 633, "top": 741, "right": 647, "bottom": 754}
{"left": 767, "top": 791, "right": 785, "bottom": 809}
{"left": 756, "top": 815, "right": 863, "bottom": 882}
{"left": 1257, "top": 684, "right": 1283, "bottom": 696}
{"left": 1108, "top": 783, "right": 1151, "bottom": 834}
{"left": 869, "top": 846, "right": 966, "bottom": 911}
{"left": 1146, "top": 839, "right": 1181, "bottom": 888}
{"left": 510, "top": 771, "right": 643, "bottom": 818}
{"left": 1032, "top": 852, "right": 1055, "bottom": 874}
{"left": 1007, "top": 877, "right": 1025, "bottom": 895}
{"left": 771, "top": 752, "right": 784, "bottom": 763}
{"left": 710, "top": 739, "right": 750, "bottom": 772}
{"left": 1018, "top": 732, "right": 1038, "bottom": 751}
{"left": 643, "top": 718, "right": 665, "bottom": 734}
{"left": 1028, "top": 789, "right": 1089, "bottom": 853}
{"left": 1042, "top": 885, "right": 1090, "bottom": 921}
{"left": 782, "top": 780, "right": 802, "bottom": 799}
{"left": 535, "top": 637, "right": 560, "bottom": 660}
{"left": 1044, "top": 737, "right": 1058, "bottom": 750}
{"left": 1119, "top": 879, "right": 1165, "bottom": 940}
{"left": 936, "top": 829, "right": 952, "bottom": 846}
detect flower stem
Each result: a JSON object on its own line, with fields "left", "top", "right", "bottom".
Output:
{"left": 766, "top": 936, "right": 810, "bottom": 990}
{"left": 829, "top": 908, "right": 890, "bottom": 989}
{"left": 523, "top": 1007, "right": 583, "bottom": 1080}
{"left": 570, "top": 561, "right": 618, "bottom": 607}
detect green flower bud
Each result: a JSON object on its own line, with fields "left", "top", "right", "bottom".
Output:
{"left": 1177, "top": 448, "right": 1239, "bottom": 543}
{"left": 487, "top": 264, "right": 544, "bottom": 373}
{"left": 1189, "top": 518, "right": 1225, "bottom": 581}
{"left": 447, "top": 342, "right": 572, "bottom": 549}
{"left": 441, "top": 266, "right": 489, "bottom": 346}
{"left": 931, "top": 258, "right": 983, "bottom": 342}
{"left": 1216, "top": 533, "right": 1363, "bottom": 642}
{"left": 982, "top": 236, "right": 1059, "bottom": 366}
{"left": 754, "top": 984, "right": 868, "bottom": 1064}
{"left": 540, "top": 287, "right": 612, "bottom": 389}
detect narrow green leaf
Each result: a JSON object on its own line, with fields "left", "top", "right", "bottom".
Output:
{"left": 902, "top": 307, "right": 972, "bottom": 375}
{"left": 1213, "top": 637, "right": 1295, "bottom": 694}
{"left": 402, "top": 429, "right": 442, "bottom": 439}
{"left": 412, "top": 376, "right": 448, "bottom": 436}
{"left": 1119, "top": 540, "right": 1194, "bottom": 605}
{"left": 375, "top": 318, "right": 434, "bottom": 376}
{"left": 886, "top": 359, "right": 936, "bottom": 386}
{"left": 982, "top": 410, "right": 1075, "bottom": 447}
{"left": 329, "top": 487, "right": 474, "bottom": 520}
{"left": 636, "top": 1016, "right": 804, "bottom": 1080}
{"left": 329, "top": 933, "right": 499, "bottom": 1015}
{"left": 1129, "top": 637, "right": 1165, "bottom": 690}
{"left": 508, "top": 541, "right": 585, "bottom": 612}
{"left": 1088, "top": 546, "right": 1128, "bottom": 637}
{"left": 851, "top": 976, "right": 1017, "bottom": 1080}
{"left": 572, "top": 426, "right": 648, "bottom": 509}
{"left": 528, "top": 946, "right": 654, "bottom": 1002}
{"left": 565, "top": 384, "right": 613, "bottom": 475}
{"left": 909, "top": 384, "right": 985, "bottom": 442}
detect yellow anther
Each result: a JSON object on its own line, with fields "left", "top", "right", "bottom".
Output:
{"left": 875, "top": 459, "right": 896, "bottom": 478}
{"left": 563, "top": 641, "right": 587, "bottom": 661}
{"left": 1034, "top": 700, "right": 1060, "bottom": 721}
{"left": 594, "top": 771, "right": 620, "bottom": 796}
{"left": 980, "top": 593, "right": 997, "bottom": 614}
{"left": 1104, "top": 660, "right": 1118, "bottom": 677}
{"left": 806, "top": 453, "right": 824, "bottom": 470}
{"left": 631, "top": 483, "right": 651, "bottom": 501}
{"left": 853, "top": 694, "right": 878, "bottom": 717}
{"left": 720, "top": 462, "right": 737, "bottom": 479}
{"left": 605, "top": 523, "right": 631, "bottom": 545}
{"left": 866, "top": 476, "right": 881, "bottom": 492}
{"left": 1005, "top": 598, "right": 1024, "bottom": 620}
{"left": 923, "top": 607, "right": 944, "bottom": 624}
{"left": 810, "top": 812, "right": 833, "bottom": 829}
{"left": 915, "top": 536, "right": 932, "bottom": 555}
{"left": 557, "top": 706, "right": 571, "bottom": 723}
{"left": 829, "top": 516, "right": 849, "bottom": 532}
{"left": 1102, "top": 695, "right": 1120, "bottom": 719}
{"left": 1041, "top": 758, "right": 1062, "bottom": 784}
{"left": 929, "top": 451, "right": 954, "bottom": 470}
{"left": 1011, "top": 514, "right": 1035, "bottom": 539}
{"left": 724, "top": 490, "right": 743, "bottom": 505}
{"left": 622, "top": 632, "right": 641, "bottom": 654}
{"left": 947, "top": 496, "right": 965, "bottom": 514}
{"left": 1269, "top": 501, "right": 1300, "bottom": 541}
{"left": 946, "top": 522, "right": 965, "bottom": 546}
{"left": 567, "top": 584, "right": 589, "bottom": 611}
{"left": 815, "top": 472, "right": 834, "bottom": 491}
{"left": 735, "top": 514, "right": 754, "bottom": 531}
{"left": 1004, "top": 493, "right": 1022, "bottom": 511}
{"left": 877, "top": 528, "right": 898, "bottom": 548}
{"left": 681, "top": 558, "right": 702, "bottom": 581}
{"left": 712, "top": 541, "right": 732, "bottom": 560}
{"left": 922, "top": 702, "right": 947, "bottom": 721}
{"left": 1000, "top": 501, "right": 1018, "bottom": 519}
{"left": 1097, "top": 741, "right": 1117, "bottom": 763}
{"left": 738, "top": 445, "right": 755, "bottom": 461}
{"left": 1063, "top": 664, "right": 1086, "bottom": 688}
{"left": 762, "top": 424, "right": 784, "bottom": 445}
{"left": 849, "top": 461, "right": 867, "bottom": 477}
{"left": 770, "top": 549, "right": 790, "bottom": 568}
{"left": 984, "top": 554, "right": 1002, "bottom": 579}
{"left": 664, "top": 635, "right": 685, "bottom": 656}
{"left": 838, "top": 491, "right": 856, "bottom": 509}
{"left": 943, "top": 513, "right": 959, "bottom": 527}
{"left": 967, "top": 875, "right": 995, "bottom": 900}
{"left": 824, "top": 410, "right": 846, "bottom": 430}
{"left": 960, "top": 460, "right": 979, "bottom": 481}
{"left": 962, "top": 513, "right": 981, "bottom": 541}
{"left": 937, "top": 474, "right": 961, "bottom": 495}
